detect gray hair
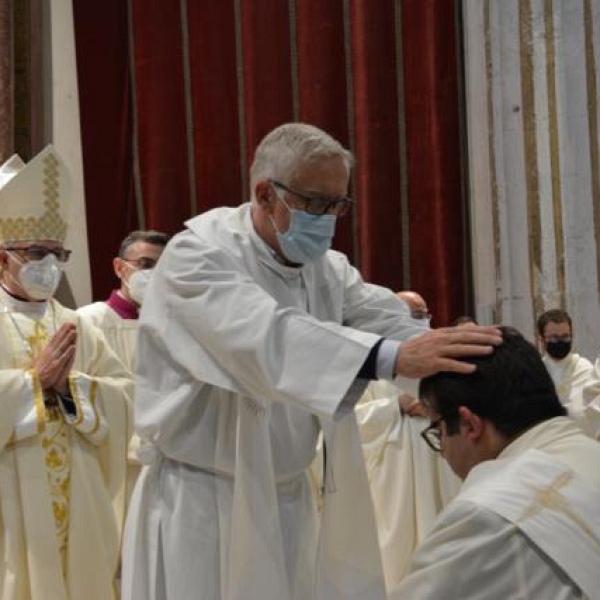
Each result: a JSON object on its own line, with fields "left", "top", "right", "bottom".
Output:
{"left": 249, "top": 123, "right": 354, "bottom": 199}
{"left": 118, "top": 230, "right": 170, "bottom": 258}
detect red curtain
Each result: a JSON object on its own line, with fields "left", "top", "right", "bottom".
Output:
{"left": 186, "top": 3, "right": 242, "bottom": 212}
{"left": 350, "top": 0, "right": 404, "bottom": 287}
{"left": 401, "top": 0, "right": 466, "bottom": 326}
{"left": 73, "top": 0, "right": 467, "bottom": 325}
{"left": 73, "top": 0, "right": 137, "bottom": 298}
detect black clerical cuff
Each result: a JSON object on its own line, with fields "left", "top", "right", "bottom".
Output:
{"left": 57, "top": 391, "right": 78, "bottom": 418}
{"left": 357, "top": 338, "right": 385, "bottom": 380}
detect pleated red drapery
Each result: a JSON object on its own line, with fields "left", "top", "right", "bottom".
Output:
{"left": 401, "top": 0, "right": 466, "bottom": 326}
{"left": 73, "top": 0, "right": 137, "bottom": 298}
{"left": 186, "top": 2, "right": 242, "bottom": 213}
{"left": 73, "top": 0, "right": 467, "bottom": 325}
{"left": 350, "top": 0, "right": 405, "bottom": 289}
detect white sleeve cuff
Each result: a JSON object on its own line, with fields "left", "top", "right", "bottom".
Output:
{"left": 375, "top": 339, "right": 400, "bottom": 380}
{"left": 65, "top": 374, "right": 108, "bottom": 444}
{"left": 13, "top": 370, "right": 45, "bottom": 442}
{"left": 378, "top": 339, "right": 421, "bottom": 396}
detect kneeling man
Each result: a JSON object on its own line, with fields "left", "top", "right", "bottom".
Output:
{"left": 392, "top": 326, "right": 600, "bottom": 599}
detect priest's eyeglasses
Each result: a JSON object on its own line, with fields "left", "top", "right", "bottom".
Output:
{"left": 269, "top": 179, "right": 355, "bottom": 217}
{"left": 411, "top": 310, "right": 432, "bottom": 320}
{"left": 5, "top": 245, "right": 72, "bottom": 263}
{"left": 123, "top": 257, "right": 157, "bottom": 270}
{"left": 420, "top": 417, "right": 444, "bottom": 452}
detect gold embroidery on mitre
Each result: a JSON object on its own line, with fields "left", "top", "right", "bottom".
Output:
{"left": 0, "top": 153, "right": 68, "bottom": 243}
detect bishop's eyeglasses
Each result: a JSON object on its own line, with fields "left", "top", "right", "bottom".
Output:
{"left": 4, "top": 245, "right": 72, "bottom": 263}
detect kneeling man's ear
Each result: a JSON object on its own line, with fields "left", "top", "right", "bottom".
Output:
{"left": 458, "top": 406, "right": 484, "bottom": 442}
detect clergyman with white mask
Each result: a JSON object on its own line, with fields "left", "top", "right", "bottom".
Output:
{"left": 78, "top": 229, "right": 169, "bottom": 373}
{"left": 78, "top": 229, "right": 168, "bottom": 502}
{"left": 0, "top": 145, "right": 132, "bottom": 598}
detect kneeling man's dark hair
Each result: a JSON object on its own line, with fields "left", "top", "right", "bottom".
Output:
{"left": 419, "top": 326, "right": 567, "bottom": 438}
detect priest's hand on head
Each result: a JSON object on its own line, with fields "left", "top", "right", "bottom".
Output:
{"left": 32, "top": 322, "right": 77, "bottom": 393}
{"left": 395, "top": 325, "right": 502, "bottom": 379}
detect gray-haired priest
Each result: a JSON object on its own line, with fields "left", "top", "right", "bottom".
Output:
{"left": 121, "top": 122, "right": 501, "bottom": 600}
{"left": 0, "top": 146, "right": 132, "bottom": 599}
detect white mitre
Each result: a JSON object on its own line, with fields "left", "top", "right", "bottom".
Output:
{"left": 0, "top": 145, "right": 70, "bottom": 244}
{"left": 0, "top": 154, "right": 25, "bottom": 189}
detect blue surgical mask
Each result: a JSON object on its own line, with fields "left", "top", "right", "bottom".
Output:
{"left": 271, "top": 200, "right": 337, "bottom": 264}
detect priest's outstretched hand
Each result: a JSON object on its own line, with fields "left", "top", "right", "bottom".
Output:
{"left": 396, "top": 324, "right": 502, "bottom": 379}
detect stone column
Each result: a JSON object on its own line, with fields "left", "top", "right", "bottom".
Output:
{"left": 463, "top": 0, "right": 600, "bottom": 360}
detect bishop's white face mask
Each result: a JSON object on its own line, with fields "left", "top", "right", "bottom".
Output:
{"left": 9, "top": 252, "right": 62, "bottom": 301}
{"left": 126, "top": 268, "right": 153, "bottom": 305}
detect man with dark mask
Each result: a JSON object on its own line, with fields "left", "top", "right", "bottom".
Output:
{"left": 537, "top": 309, "right": 600, "bottom": 437}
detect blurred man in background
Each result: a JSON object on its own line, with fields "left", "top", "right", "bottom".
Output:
{"left": 537, "top": 309, "right": 600, "bottom": 437}
{"left": 355, "top": 290, "right": 460, "bottom": 588}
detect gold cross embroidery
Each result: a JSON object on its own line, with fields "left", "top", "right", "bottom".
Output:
{"left": 26, "top": 321, "right": 49, "bottom": 359}
{"left": 519, "top": 471, "right": 600, "bottom": 546}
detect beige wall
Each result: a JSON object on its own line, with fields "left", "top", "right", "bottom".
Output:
{"left": 48, "top": 1, "right": 91, "bottom": 307}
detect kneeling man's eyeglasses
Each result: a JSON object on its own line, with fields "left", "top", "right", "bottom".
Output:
{"left": 421, "top": 417, "right": 444, "bottom": 452}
